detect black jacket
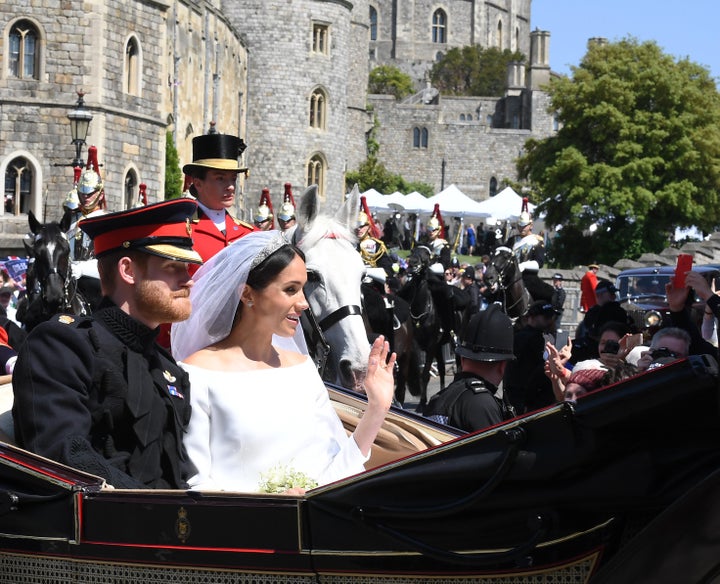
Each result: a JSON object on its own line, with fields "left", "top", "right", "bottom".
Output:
{"left": 12, "top": 299, "right": 194, "bottom": 489}
{"left": 424, "top": 372, "right": 511, "bottom": 432}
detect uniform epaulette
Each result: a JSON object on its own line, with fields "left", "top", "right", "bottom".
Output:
{"left": 54, "top": 313, "right": 93, "bottom": 328}
{"left": 466, "top": 378, "right": 490, "bottom": 394}
{"left": 231, "top": 216, "right": 255, "bottom": 230}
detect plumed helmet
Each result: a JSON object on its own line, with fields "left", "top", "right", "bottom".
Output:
{"left": 357, "top": 210, "right": 369, "bottom": 228}
{"left": 254, "top": 203, "right": 273, "bottom": 223}
{"left": 278, "top": 183, "right": 296, "bottom": 221}
{"left": 427, "top": 216, "right": 441, "bottom": 232}
{"left": 278, "top": 201, "right": 295, "bottom": 222}
{"left": 516, "top": 196, "right": 532, "bottom": 228}
{"left": 517, "top": 211, "right": 533, "bottom": 228}
{"left": 77, "top": 146, "right": 105, "bottom": 213}
{"left": 455, "top": 304, "right": 515, "bottom": 362}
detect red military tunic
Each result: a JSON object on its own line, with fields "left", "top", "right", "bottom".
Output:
{"left": 190, "top": 209, "right": 256, "bottom": 276}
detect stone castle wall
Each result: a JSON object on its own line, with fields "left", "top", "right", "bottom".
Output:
{"left": 0, "top": 0, "right": 247, "bottom": 251}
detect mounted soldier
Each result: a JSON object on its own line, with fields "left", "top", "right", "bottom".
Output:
{"left": 504, "top": 197, "right": 553, "bottom": 304}
{"left": 253, "top": 187, "right": 275, "bottom": 231}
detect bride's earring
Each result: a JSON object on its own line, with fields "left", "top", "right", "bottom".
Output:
{"left": 247, "top": 301, "right": 254, "bottom": 307}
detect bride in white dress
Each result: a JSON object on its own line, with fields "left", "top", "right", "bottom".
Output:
{"left": 171, "top": 230, "right": 395, "bottom": 493}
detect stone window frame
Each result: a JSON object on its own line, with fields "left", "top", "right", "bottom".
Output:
{"left": 309, "top": 86, "right": 328, "bottom": 130}
{"left": 306, "top": 153, "right": 327, "bottom": 198}
{"left": 369, "top": 5, "right": 378, "bottom": 41}
{"left": 412, "top": 127, "right": 429, "bottom": 149}
{"left": 496, "top": 18, "right": 503, "bottom": 49}
{"left": 312, "top": 22, "right": 330, "bottom": 55}
{"left": 5, "top": 17, "right": 44, "bottom": 81}
{"left": 123, "top": 167, "right": 140, "bottom": 210}
{"left": 431, "top": 8, "right": 447, "bottom": 44}
{"left": 489, "top": 177, "right": 498, "bottom": 197}
{"left": 124, "top": 34, "right": 143, "bottom": 96}
{"left": 2, "top": 152, "right": 42, "bottom": 217}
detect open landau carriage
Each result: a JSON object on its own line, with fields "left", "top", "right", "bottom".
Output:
{"left": 0, "top": 355, "right": 719, "bottom": 583}
{"left": 3, "top": 188, "right": 720, "bottom": 583}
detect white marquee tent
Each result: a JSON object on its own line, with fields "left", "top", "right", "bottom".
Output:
{"left": 476, "top": 186, "right": 536, "bottom": 222}
{"left": 427, "top": 184, "right": 490, "bottom": 218}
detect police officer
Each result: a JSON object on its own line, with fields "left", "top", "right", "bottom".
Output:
{"left": 13, "top": 199, "right": 203, "bottom": 489}
{"left": 424, "top": 304, "right": 516, "bottom": 432}
{"left": 183, "top": 132, "right": 255, "bottom": 273}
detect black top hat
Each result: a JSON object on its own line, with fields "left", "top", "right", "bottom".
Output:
{"left": 455, "top": 304, "right": 515, "bottom": 362}
{"left": 182, "top": 134, "right": 248, "bottom": 175}
{"left": 80, "top": 199, "right": 203, "bottom": 265}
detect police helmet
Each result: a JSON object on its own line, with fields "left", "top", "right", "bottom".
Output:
{"left": 455, "top": 304, "right": 515, "bottom": 362}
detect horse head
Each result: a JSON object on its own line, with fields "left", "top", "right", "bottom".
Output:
{"left": 293, "top": 184, "right": 370, "bottom": 392}
{"left": 482, "top": 246, "right": 515, "bottom": 294}
{"left": 407, "top": 245, "right": 432, "bottom": 275}
{"left": 25, "top": 210, "right": 73, "bottom": 308}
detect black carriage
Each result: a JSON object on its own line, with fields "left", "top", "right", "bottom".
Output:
{"left": 0, "top": 357, "right": 719, "bottom": 583}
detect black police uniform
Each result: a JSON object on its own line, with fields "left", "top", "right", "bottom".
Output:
{"left": 424, "top": 371, "right": 512, "bottom": 432}
{"left": 12, "top": 298, "right": 195, "bottom": 489}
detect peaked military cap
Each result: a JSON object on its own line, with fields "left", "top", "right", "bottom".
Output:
{"left": 79, "top": 199, "right": 203, "bottom": 265}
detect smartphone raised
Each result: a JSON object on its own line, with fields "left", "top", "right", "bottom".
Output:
{"left": 674, "top": 253, "right": 693, "bottom": 288}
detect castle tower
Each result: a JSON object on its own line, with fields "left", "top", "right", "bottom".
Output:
{"left": 222, "top": 0, "right": 358, "bottom": 208}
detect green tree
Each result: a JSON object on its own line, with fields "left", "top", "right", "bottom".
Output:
{"left": 430, "top": 45, "right": 524, "bottom": 97}
{"left": 165, "top": 132, "right": 183, "bottom": 200}
{"left": 518, "top": 38, "right": 720, "bottom": 266}
{"left": 368, "top": 65, "right": 415, "bottom": 100}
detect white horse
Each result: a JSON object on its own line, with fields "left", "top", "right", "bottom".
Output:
{"left": 289, "top": 185, "right": 370, "bottom": 391}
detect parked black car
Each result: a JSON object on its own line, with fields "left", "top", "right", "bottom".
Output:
{"left": 615, "top": 265, "right": 720, "bottom": 338}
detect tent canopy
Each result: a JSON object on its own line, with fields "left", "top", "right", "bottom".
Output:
{"left": 476, "top": 186, "right": 536, "bottom": 222}
{"left": 427, "top": 184, "right": 490, "bottom": 218}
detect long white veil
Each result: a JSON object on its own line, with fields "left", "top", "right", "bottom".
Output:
{"left": 171, "top": 230, "right": 308, "bottom": 362}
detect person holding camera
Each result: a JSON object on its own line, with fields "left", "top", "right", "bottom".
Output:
{"left": 635, "top": 327, "right": 691, "bottom": 372}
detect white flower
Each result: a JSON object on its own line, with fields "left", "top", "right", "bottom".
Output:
{"left": 258, "top": 464, "right": 318, "bottom": 493}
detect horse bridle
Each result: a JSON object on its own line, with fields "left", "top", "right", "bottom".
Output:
{"left": 490, "top": 251, "right": 526, "bottom": 314}
{"left": 292, "top": 227, "right": 364, "bottom": 375}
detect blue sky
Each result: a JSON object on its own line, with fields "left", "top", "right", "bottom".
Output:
{"left": 531, "top": 0, "right": 720, "bottom": 85}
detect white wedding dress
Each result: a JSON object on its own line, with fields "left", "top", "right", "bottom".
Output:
{"left": 181, "top": 357, "right": 367, "bottom": 492}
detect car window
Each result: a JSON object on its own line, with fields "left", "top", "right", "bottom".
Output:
{"left": 616, "top": 275, "right": 669, "bottom": 298}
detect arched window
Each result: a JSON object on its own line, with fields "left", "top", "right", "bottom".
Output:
{"left": 489, "top": 177, "right": 498, "bottom": 197}
{"left": 309, "top": 88, "right": 327, "bottom": 130}
{"left": 459, "top": 114, "right": 465, "bottom": 121}
{"left": 413, "top": 127, "right": 429, "bottom": 148}
{"left": 369, "top": 6, "right": 378, "bottom": 41}
{"left": 515, "top": 27, "right": 520, "bottom": 52}
{"left": 124, "top": 169, "right": 139, "bottom": 209}
{"left": 4, "top": 157, "right": 33, "bottom": 216}
{"left": 124, "top": 36, "right": 141, "bottom": 95}
{"left": 496, "top": 19, "right": 503, "bottom": 49}
{"left": 9, "top": 20, "right": 39, "bottom": 79}
{"left": 306, "top": 154, "right": 326, "bottom": 197}
{"left": 432, "top": 9, "right": 446, "bottom": 44}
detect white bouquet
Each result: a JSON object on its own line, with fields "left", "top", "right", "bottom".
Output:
{"left": 258, "top": 464, "right": 318, "bottom": 494}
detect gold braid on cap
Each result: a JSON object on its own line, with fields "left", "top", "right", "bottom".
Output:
{"left": 250, "top": 232, "right": 290, "bottom": 270}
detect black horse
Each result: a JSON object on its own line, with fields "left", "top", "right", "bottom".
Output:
{"left": 482, "top": 246, "right": 531, "bottom": 321}
{"left": 16, "top": 210, "right": 93, "bottom": 331}
{"left": 396, "top": 246, "right": 457, "bottom": 411}
{"left": 360, "top": 280, "right": 419, "bottom": 407}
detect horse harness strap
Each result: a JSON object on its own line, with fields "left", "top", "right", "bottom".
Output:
{"left": 318, "top": 304, "right": 362, "bottom": 332}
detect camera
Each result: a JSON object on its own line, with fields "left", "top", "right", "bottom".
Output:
{"left": 601, "top": 339, "right": 620, "bottom": 355}
{"left": 649, "top": 347, "right": 678, "bottom": 361}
